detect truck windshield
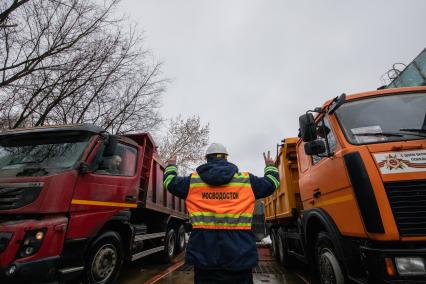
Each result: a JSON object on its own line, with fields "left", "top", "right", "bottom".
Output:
{"left": 335, "top": 93, "right": 426, "bottom": 145}
{"left": 0, "top": 131, "right": 91, "bottom": 177}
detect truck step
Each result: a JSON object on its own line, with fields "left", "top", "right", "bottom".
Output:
{"left": 133, "top": 224, "right": 147, "bottom": 235}
{"left": 131, "top": 245, "right": 164, "bottom": 261}
{"left": 134, "top": 232, "right": 165, "bottom": 242}
{"left": 288, "top": 250, "right": 308, "bottom": 263}
{"left": 58, "top": 266, "right": 84, "bottom": 275}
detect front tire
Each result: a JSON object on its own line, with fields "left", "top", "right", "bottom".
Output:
{"left": 83, "top": 231, "right": 123, "bottom": 284}
{"left": 315, "top": 231, "right": 345, "bottom": 284}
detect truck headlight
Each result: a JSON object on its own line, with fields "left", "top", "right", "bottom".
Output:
{"left": 395, "top": 257, "right": 426, "bottom": 276}
{"left": 17, "top": 229, "right": 46, "bottom": 258}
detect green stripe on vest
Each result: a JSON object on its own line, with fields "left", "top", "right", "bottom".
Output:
{"left": 189, "top": 212, "right": 253, "bottom": 218}
{"left": 192, "top": 221, "right": 251, "bottom": 227}
{"left": 163, "top": 174, "right": 175, "bottom": 189}
{"left": 266, "top": 174, "right": 280, "bottom": 188}
{"left": 190, "top": 215, "right": 252, "bottom": 225}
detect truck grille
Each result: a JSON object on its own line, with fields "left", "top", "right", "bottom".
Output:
{"left": 385, "top": 180, "right": 426, "bottom": 236}
{"left": 0, "top": 183, "right": 43, "bottom": 210}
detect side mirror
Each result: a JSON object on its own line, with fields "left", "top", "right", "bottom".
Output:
{"left": 304, "top": 140, "right": 326, "bottom": 156}
{"left": 299, "top": 113, "right": 317, "bottom": 142}
{"left": 78, "top": 162, "right": 92, "bottom": 175}
{"left": 104, "top": 135, "right": 118, "bottom": 156}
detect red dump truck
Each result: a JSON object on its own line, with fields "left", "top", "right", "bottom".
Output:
{"left": 0, "top": 124, "right": 188, "bottom": 284}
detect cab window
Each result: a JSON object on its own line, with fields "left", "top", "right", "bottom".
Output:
{"left": 95, "top": 143, "right": 137, "bottom": 176}
{"left": 312, "top": 117, "right": 337, "bottom": 165}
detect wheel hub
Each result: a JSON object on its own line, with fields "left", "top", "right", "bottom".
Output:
{"left": 91, "top": 244, "right": 117, "bottom": 282}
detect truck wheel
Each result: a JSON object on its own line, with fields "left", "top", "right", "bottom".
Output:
{"left": 163, "top": 228, "right": 176, "bottom": 263}
{"left": 176, "top": 225, "right": 186, "bottom": 253}
{"left": 83, "top": 231, "right": 123, "bottom": 284}
{"left": 270, "top": 228, "right": 278, "bottom": 259}
{"left": 277, "top": 228, "right": 294, "bottom": 268}
{"left": 315, "top": 231, "right": 345, "bottom": 284}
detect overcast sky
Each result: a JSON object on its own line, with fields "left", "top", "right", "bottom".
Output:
{"left": 118, "top": 0, "right": 426, "bottom": 175}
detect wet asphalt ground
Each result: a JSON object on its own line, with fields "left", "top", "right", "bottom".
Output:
{"left": 118, "top": 246, "right": 311, "bottom": 284}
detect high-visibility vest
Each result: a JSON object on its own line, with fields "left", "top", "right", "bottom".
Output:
{"left": 186, "top": 172, "right": 255, "bottom": 230}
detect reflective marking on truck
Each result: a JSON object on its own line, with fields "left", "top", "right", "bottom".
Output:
{"left": 71, "top": 199, "right": 138, "bottom": 208}
{"left": 314, "top": 194, "right": 353, "bottom": 207}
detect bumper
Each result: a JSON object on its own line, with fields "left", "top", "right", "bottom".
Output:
{"left": 0, "top": 216, "right": 68, "bottom": 283}
{"left": 361, "top": 244, "right": 426, "bottom": 283}
{"left": 0, "top": 256, "right": 60, "bottom": 283}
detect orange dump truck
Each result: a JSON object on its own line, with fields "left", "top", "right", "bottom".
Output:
{"left": 264, "top": 86, "right": 426, "bottom": 283}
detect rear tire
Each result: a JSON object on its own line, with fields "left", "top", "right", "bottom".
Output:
{"left": 270, "top": 228, "right": 278, "bottom": 260}
{"left": 163, "top": 228, "right": 176, "bottom": 263}
{"left": 315, "top": 231, "right": 345, "bottom": 284}
{"left": 176, "top": 225, "right": 186, "bottom": 253}
{"left": 277, "top": 228, "right": 295, "bottom": 268}
{"left": 83, "top": 231, "right": 123, "bottom": 284}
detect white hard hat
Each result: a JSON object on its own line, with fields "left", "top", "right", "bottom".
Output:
{"left": 205, "top": 143, "right": 228, "bottom": 156}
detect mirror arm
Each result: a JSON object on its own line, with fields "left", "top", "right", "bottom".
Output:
{"left": 321, "top": 117, "right": 333, "bottom": 157}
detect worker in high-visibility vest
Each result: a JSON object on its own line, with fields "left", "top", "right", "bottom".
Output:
{"left": 163, "top": 143, "right": 280, "bottom": 284}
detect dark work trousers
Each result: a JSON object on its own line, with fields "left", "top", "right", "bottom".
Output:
{"left": 194, "top": 267, "right": 254, "bottom": 284}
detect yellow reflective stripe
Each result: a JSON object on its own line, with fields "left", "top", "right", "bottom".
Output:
{"left": 314, "top": 194, "right": 354, "bottom": 207}
{"left": 71, "top": 199, "right": 137, "bottom": 208}
{"left": 189, "top": 212, "right": 253, "bottom": 218}
{"left": 266, "top": 174, "right": 280, "bottom": 189}
{"left": 192, "top": 222, "right": 251, "bottom": 227}
{"left": 192, "top": 173, "right": 249, "bottom": 179}
{"left": 190, "top": 182, "right": 251, "bottom": 188}
{"left": 163, "top": 174, "right": 175, "bottom": 189}
{"left": 234, "top": 172, "right": 249, "bottom": 178}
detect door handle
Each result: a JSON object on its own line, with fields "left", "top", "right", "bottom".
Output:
{"left": 125, "top": 195, "right": 137, "bottom": 202}
{"left": 313, "top": 188, "right": 321, "bottom": 199}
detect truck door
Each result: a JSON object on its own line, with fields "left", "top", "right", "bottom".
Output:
{"left": 307, "top": 116, "right": 365, "bottom": 236}
{"left": 69, "top": 138, "right": 140, "bottom": 215}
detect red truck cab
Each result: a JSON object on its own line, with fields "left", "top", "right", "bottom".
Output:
{"left": 0, "top": 124, "right": 187, "bottom": 284}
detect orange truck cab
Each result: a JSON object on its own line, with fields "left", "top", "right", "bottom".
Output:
{"left": 264, "top": 86, "right": 426, "bottom": 283}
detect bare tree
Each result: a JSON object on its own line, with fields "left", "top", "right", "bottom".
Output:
{"left": 0, "top": 0, "right": 29, "bottom": 26}
{"left": 0, "top": 0, "right": 165, "bottom": 133}
{"left": 158, "top": 115, "right": 210, "bottom": 175}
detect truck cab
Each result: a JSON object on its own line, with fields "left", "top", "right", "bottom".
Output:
{"left": 265, "top": 86, "right": 426, "bottom": 283}
{"left": 0, "top": 124, "right": 187, "bottom": 284}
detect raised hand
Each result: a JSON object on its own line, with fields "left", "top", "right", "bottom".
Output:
{"left": 263, "top": 150, "right": 275, "bottom": 166}
{"left": 167, "top": 154, "right": 177, "bottom": 165}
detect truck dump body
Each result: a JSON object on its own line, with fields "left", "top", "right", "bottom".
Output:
{"left": 125, "top": 133, "right": 186, "bottom": 218}
{"left": 264, "top": 137, "right": 302, "bottom": 222}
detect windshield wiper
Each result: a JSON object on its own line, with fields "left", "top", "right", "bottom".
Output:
{"left": 400, "top": 128, "right": 426, "bottom": 133}
{"left": 354, "top": 131, "right": 426, "bottom": 138}
{"left": 353, "top": 132, "right": 404, "bottom": 137}
{"left": 16, "top": 167, "right": 48, "bottom": 177}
